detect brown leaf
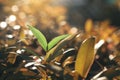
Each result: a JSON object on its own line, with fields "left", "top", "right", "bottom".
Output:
{"left": 75, "top": 37, "right": 95, "bottom": 79}
{"left": 7, "top": 52, "right": 17, "bottom": 64}
{"left": 85, "top": 19, "right": 93, "bottom": 33}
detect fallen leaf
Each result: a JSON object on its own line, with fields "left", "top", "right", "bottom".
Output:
{"left": 75, "top": 37, "right": 95, "bottom": 79}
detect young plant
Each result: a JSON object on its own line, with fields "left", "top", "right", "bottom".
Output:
{"left": 28, "top": 25, "right": 96, "bottom": 80}
{"left": 28, "top": 25, "right": 77, "bottom": 62}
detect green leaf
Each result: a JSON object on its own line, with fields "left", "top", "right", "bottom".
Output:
{"left": 28, "top": 25, "right": 47, "bottom": 51}
{"left": 75, "top": 37, "right": 95, "bottom": 79}
{"left": 48, "top": 34, "right": 69, "bottom": 51}
{"left": 45, "top": 33, "right": 78, "bottom": 62}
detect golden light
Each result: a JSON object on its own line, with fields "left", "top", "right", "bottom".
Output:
{"left": 18, "top": 12, "right": 26, "bottom": 19}
{"left": 16, "top": 49, "right": 22, "bottom": 54}
{"left": 9, "top": 15, "right": 16, "bottom": 22}
{"left": 6, "top": 34, "right": 14, "bottom": 38}
{"left": 0, "top": 21, "right": 7, "bottom": 29}
{"left": 95, "top": 40, "right": 105, "bottom": 50}
{"left": 24, "top": 30, "right": 33, "bottom": 36}
{"left": 13, "top": 25, "right": 21, "bottom": 30}
{"left": 69, "top": 27, "right": 78, "bottom": 34}
{"left": 28, "top": 30, "right": 33, "bottom": 36}
{"left": 11, "top": 5, "right": 19, "bottom": 12}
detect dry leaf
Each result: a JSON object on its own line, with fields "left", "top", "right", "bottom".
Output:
{"left": 85, "top": 19, "right": 93, "bottom": 33}
{"left": 75, "top": 37, "right": 95, "bottom": 79}
{"left": 7, "top": 52, "right": 17, "bottom": 64}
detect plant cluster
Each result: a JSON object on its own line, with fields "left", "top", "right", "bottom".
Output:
{"left": 0, "top": 20, "right": 120, "bottom": 80}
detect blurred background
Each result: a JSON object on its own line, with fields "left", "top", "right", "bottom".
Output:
{"left": 0, "top": 0, "right": 120, "bottom": 80}
{"left": 0, "top": 0, "right": 120, "bottom": 45}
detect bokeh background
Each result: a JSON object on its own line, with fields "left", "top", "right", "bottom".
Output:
{"left": 0, "top": 0, "right": 120, "bottom": 44}
{"left": 0, "top": 0, "right": 120, "bottom": 80}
